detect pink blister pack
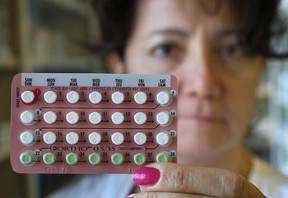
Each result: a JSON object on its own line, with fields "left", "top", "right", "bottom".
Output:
{"left": 10, "top": 73, "right": 177, "bottom": 174}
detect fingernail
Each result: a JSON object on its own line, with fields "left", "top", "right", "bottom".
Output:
{"left": 132, "top": 167, "right": 160, "bottom": 186}
{"left": 127, "top": 194, "right": 135, "bottom": 198}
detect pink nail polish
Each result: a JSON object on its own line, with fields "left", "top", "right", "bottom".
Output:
{"left": 132, "top": 167, "right": 160, "bottom": 186}
{"left": 127, "top": 194, "right": 135, "bottom": 198}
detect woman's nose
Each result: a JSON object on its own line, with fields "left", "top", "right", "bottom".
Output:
{"left": 179, "top": 38, "right": 224, "bottom": 99}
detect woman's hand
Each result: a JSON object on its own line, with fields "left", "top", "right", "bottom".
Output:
{"left": 130, "top": 163, "right": 266, "bottom": 198}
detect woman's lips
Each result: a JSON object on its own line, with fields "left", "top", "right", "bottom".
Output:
{"left": 179, "top": 114, "right": 226, "bottom": 123}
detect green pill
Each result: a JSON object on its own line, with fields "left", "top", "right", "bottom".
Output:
{"left": 43, "top": 152, "right": 56, "bottom": 165}
{"left": 66, "top": 152, "right": 79, "bottom": 165}
{"left": 111, "top": 153, "right": 124, "bottom": 165}
{"left": 134, "top": 153, "right": 147, "bottom": 165}
{"left": 20, "top": 151, "right": 34, "bottom": 166}
{"left": 88, "top": 153, "right": 102, "bottom": 165}
{"left": 156, "top": 152, "right": 170, "bottom": 163}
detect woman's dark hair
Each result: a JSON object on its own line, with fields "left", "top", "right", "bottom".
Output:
{"left": 92, "top": 0, "right": 137, "bottom": 59}
{"left": 92, "top": 0, "right": 288, "bottom": 59}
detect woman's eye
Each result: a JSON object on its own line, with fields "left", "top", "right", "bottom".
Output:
{"left": 151, "top": 43, "right": 180, "bottom": 59}
{"left": 221, "top": 43, "right": 243, "bottom": 58}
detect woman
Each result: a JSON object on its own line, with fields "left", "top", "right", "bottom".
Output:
{"left": 50, "top": 0, "right": 288, "bottom": 197}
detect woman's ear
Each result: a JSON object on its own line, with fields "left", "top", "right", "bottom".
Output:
{"left": 107, "top": 52, "right": 125, "bottom": 73}
{"left": 259, "top": 57, "right": 267, "bottom": 73}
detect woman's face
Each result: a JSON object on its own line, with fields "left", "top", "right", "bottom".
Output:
{"left": 112, "top": 0, "right": 264, "bottom": 163}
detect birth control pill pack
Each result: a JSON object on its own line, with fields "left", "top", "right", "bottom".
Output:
{"left": 10, "top": 73, "right": 177, "bottom": 174}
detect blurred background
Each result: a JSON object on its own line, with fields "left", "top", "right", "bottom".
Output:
{"left": 0, "top": 0, "right": 287, "bottom": 197}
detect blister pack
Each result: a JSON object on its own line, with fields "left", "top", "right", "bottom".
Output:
{"left": 10, "top": 73, "right": 177, "bottom": 174}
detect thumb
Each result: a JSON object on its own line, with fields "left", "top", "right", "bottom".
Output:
{"left": 132, "top": 163, "right": 266, "bottom": 198}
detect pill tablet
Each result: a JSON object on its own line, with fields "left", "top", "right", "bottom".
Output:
{"left": 89, "top": 91, "right": 102, "bottom": 104}
{"left": 66, "top": 91, "right": 80, "bottom": 104}
{"left": 20, "top": 110, "right": 35, "bottom": 125}
{"left": 88, "top": 132, "right": 102, "bottom": 145}
{"left": 20, "top": 131, "right": 34, "bottom": 146}
{"left": 44, "top": 91, "right": 57, "bottom": 104}
{"left": 43, "top": 111, "right": 57, "bottom": 124}
{"left": 134, "top": 92, "right": 147, "bottom": 104}
{"left": 21, "top": 90, "right": 35, "bottom": 104}
{"left": 134, "top": 153, "right": 147, "bottom": 165}
{"left": 156, "top": 91, "right": 173, "bottom": 106}
{"left": 156, "top": 132, "right": 171, "bottom": 146}
{"left": 134, "top": 112, "right": 147, "bottom": 125}
{"left": 89, "top": 112, "right": 102, "bottom": 125}
{"left": 19, "top": 151, "right": 35, "bottom": 166}
{"left": 111, "top": 112, "right": 125, "bottom": 125}
{"left": 111, "top": 132, "right": 125, "bottom": 145}
{"left": 111, "top": 92, "right": 125, "bottom": 104}
{"left": 156, "top": 111, "right": 172, "bottom": 126}
{"left": 43, "top": 132, "right": 57, "bottom": 145}
{"left": 66, "top": 132, "right": 79, "bottom": 145}
{"left": 66, "top": 111, "right": 79, "bottom": 124}
{"left": 134, "top": 132, "right": 147, "bottom": 145}
{"left": 156, "top": 152, "right": 170, "bottom": 163}
{"left": 43, "top": 152, "right": 56, "bottom": 165}
{"left": 111, "top": 153, "right": 124, "bottom": 165}
{"left": 88, "top": 153, "right": 102, "bottom": 165}
{"left": 66, "top": 152, "right": 79, "bottom": 165}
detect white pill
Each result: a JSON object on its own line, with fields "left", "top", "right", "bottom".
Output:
{"left": 89, "top": 91, "right": 102, "bottom": 104}
{"left": 66, "top": 91, "right": 80, "bottom": 104}
{"left": 89, "top": 112, "right": 102, "bottom": 124}
{"left": 20, "top": 110, "right": 35, "bottom": 125}
{"left": 21, "top": 90, "right": 35, "bottom": 104}
{"left": 156, "top": 132, "right": 171, "bottom": 146}
{"left": 156, "top": 91, "right": 172, "bottom": 106}
{"left": 44, "top": 91, "right": 57, "bottom": 104}
{"left": 43, "top": 132, "right": 57, "bottom": 145}
{"left": 111, "top": 132, "right": 125, "bottom": 145}
{"left": 20, "top": 131, "right": 34, "bottom": 145}
{"left": 134, "top": 92, "right": 147, "bottom": 104}
{"left": 111, "top": 92, "right": 125, "bottom": 104}
{"left": 111, "top": 112, "right": 125, "bottom": 125}
{"left": 66, "top": 111, "right": 79, "bottom": 124}
{"left": 134, "top": 132, "right": 147, "bottom": 145}
{"left": 134, "top": 112, "right": 147, "bottom": 125}
{"left": 66, "top": 132, "right": 79, "bottom": 145}
{"left": 43, "top": 111, "right": 57, "bottom": 124}
{"left": 156, "top": 111, "right": 172, "bottom": 126}
{"left": 89, "top": 132, "right": 102, "bottom": 145}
